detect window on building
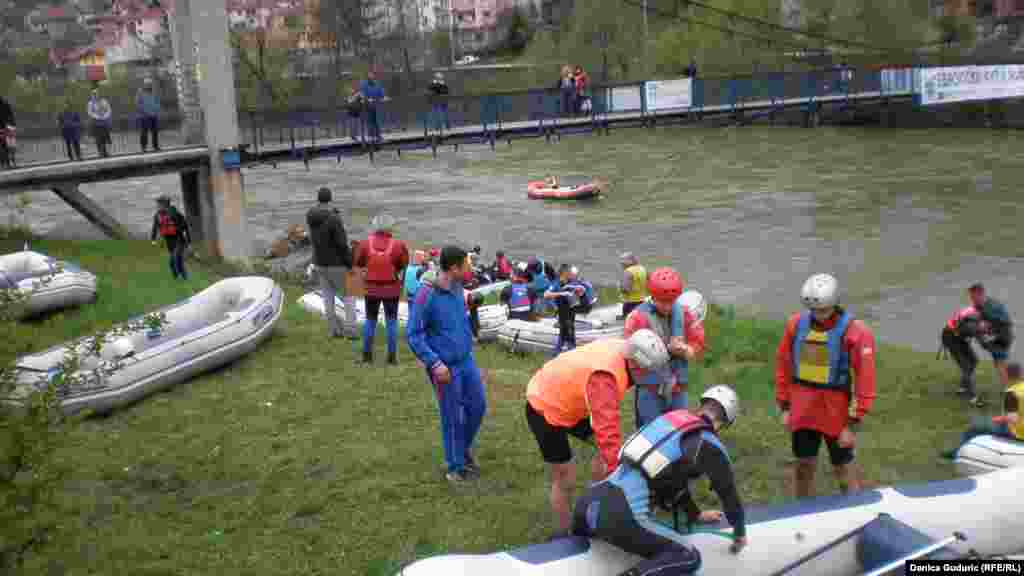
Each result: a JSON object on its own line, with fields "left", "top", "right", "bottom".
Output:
{"left": 483, "top": 10, "right": 490, "bottom": 17}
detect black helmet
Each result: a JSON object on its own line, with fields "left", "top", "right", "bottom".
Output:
{"left": 156, "top": 195, "right": 171, "bottom": 205}
{"left": 317, "top": 187, "right": 332, "bottom": 203}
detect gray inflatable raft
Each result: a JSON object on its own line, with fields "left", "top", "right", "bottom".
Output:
{"left": 4, "top": 276, "right": 284, "bottom": 416}
{"left": 0, "top": 250, "right": 97, "bottom": 319}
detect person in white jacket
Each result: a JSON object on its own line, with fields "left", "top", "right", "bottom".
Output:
{"left": 87, "top": 89, "right": 113, "bottom": 157}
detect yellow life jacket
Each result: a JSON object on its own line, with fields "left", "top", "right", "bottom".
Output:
{"left": 622, "top": 265, "right": 648, "bottom": 304}
{"left": 1006, "top": 381, "right": 1024, "bottom": 440}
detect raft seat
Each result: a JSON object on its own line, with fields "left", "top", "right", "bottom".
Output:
{"left": 857, "top": 513, "right": 958, "bottom": 572}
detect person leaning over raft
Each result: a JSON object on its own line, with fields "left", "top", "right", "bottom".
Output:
{"left": 306, "top": 187, "right": 356, "bottom": 340}
{"left": 939, "top": 303, "right": 981, "bottom": 400}
{"left": 620, "top": 252, "right": 648, "bottom": 318}
{"left": 150, "top": 195, "right": 191, "bottom": 280}
{"left": 525, "top": 329, "right": 670, "bottom": 537}
{"left": 355, "top": 213, "right": 410, "bottom": 365}
{"left": 571, "top": 386, "right": 747, "bottom": 576}
{"left": 942, "top": 362, "right": 1024, "bottom": 460}
{"left": 968, "top": 283, "right": 1014, "bottom": 403}
{"left": 406, "top": 245, "right": 487, "bottom": 484}
{"left": 775, "top": 273, "right": 877, "bottom": 499}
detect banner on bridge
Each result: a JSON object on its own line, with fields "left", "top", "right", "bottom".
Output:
{"left": 914, "top": 65, "right": 1024, "bottom": 106}
{"left": 880, "top": 68, "right": 913, "bottom": 94}
{"left": 643, "top": 78, "right": 693, "bottom": 111}
{"left": 608, "top": 86, "right": 644, "bottom": 112}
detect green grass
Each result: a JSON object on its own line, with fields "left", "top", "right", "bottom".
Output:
{"left": 1, "top": 231, "right": 1001, "bottom": 576}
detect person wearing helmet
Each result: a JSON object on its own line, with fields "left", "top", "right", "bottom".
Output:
{"left": 619, "top": 252, "right": 648, "bottom": 318}
{"left": 939, "top": 303, "right": 981, "bottom": 401}
{"left": 500, "top": 262, "right": 537, "bottom": 321}
{"left": 967, "top": 283, "right": 1014, "bottom": 404}
{"left": 942, "top": 362, "right": 1024, "bottom": 460}
{"left": 355, "top": 213, "right": 410, "bottom": 364}
{"left": 545, "top": 264, "right": 596, "bottom": 356}
{"left": 571, "top": 385, "right": 748, "bottom": 575}
{"left": 624, "top": 267, "right": 706, "bottom": 428}
{"left": 525, "top": 329, "right": 670, "bottom": 536}
{"left": 776, "top": 273, "right": 876, "bottom": 499}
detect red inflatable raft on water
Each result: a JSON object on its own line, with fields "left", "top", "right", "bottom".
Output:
{"left": 527, "top": 177, "right": 603, "bottom": 200}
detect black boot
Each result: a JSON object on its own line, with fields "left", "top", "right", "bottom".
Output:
{"left": 387, "top": 351, "right": 397, "bottom": 365}
{"left": 362, "top": 350, "right": 373, "bottom": 364}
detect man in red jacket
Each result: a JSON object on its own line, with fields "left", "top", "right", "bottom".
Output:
{"left": 355, "top": 213, "right": 410, "bottom": 365}
{"left": 775, "top": 273, "right": 876, "bottom": 499}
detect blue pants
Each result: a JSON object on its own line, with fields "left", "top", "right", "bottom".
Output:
{"left": 168, "top": 242, "right": 188, "bottom": 280}
{"left": 366, "top": 108, "right": 382, "bottom": 142}
{"left": 432, "top": 359, "right": 487, "bottom": 473}
{"left": 363, "top": 296, "right": 399, "bottom": 355}
{"left": 635, "top": 387, "right": 688, "bottom": 429}
{"left": 348, "top": 115, "right": 363, "bottom": 141}
{"left": 431, "top": 104, "right": 450, "bottom": 131}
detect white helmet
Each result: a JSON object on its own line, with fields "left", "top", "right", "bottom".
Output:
{"left": 371, "top": 213, "right": 395, "bottom": 233}
{"left": 701, "top": 385, "right": 739, "bottom": 426}
{"left": 625, "top": 329, "right": 669, "bottom": 370}
{"left": 678, "top": 289, "right": 707, "bottom": 323}
{"left": 801, "top": 273, "right": 839, "bottom": 310}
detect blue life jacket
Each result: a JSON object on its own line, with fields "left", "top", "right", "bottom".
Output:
{"left": 404, "top": 264, "right": 421, "bottom": 298}
{"left": 791, "top": 310, "right": 853, "bottom": 390}
{"left": 634, "top": 300, "right": 688, "bottom": 388}
{"left": 508, "top": 283, "right": 531, "bottom": 313}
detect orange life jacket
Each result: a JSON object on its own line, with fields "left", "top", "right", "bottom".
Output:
{"left": 946, "top": 306, "right": 978, "bottom": 332}
{"left": 365, "top": 235, "right": 397, "bottom": 283}
{"left": 158, "top": 210, "right": 177, "bottom": 237}
{"left": 526, "top": 339, "right": 631, "bottom": 428}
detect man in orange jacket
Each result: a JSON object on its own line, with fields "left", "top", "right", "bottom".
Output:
{"left": 525, "top": 329, "right": 670, "bottom": 537}
{"left": 775, "top": 273, "right": 876, "bottom": 499}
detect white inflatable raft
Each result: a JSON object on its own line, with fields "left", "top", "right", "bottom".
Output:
{"left": 297, "top": 293, "right": 509, "bottom": 342}
{"left": 3, "top": 277, "right": 284, "bottom": 416}
{"left": 954, "top": 434, "right": 1024, "bottom": 476}
{"left": 0, "top": 250, "right": 97, "bottom": 319}
{"left": 398, "top": 466, "right": 1024, "bottom": 575}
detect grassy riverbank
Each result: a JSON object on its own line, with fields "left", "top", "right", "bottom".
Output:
{"left": 1, "top": 232, "right": 1002, "bottom": 576}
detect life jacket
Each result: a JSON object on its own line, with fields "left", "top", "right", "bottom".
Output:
{"left": 1006, "top": 381, "right": 1024, "bottom": 440}
{"left": 508, "top": 282, "right": 531, "bottom": 313}
{"left": 365, "top": 235, "right": 398, "bottom": 283}
{"left": 792, "top": 310, "right": 853, "bottom": 391}
{"left": 526, "top": 339, "right": 631, "bottom": 428}
{"left": 157, "top": 210, "right": 177, "bottom": 237}
{"left": 623, "top": 265, "right": 648, "bottom": 303}
{"left": 946, "top": 306, "right": 979, "bottom": 333}
{"left": 620, "top": 410, "right": 711, "bottom": 480}
{"left": 496, "top": 256, "right": 512, "bottom": 277}
{"left": 632, "top": 300, "right": 688, "bottom": 389}
{"left": 403, "top": 264, "right": 421, "bottom": 298}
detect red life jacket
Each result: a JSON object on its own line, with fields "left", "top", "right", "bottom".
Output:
{"left": 497, "top": 256, "right": 512, "bottom": 276}
{"left": 158, "top": 210, "right": 177, "bottom": 237}
{"left": 946, "top": 306, "right": 979, "bottom": 331}
{"left": 365, "top": 235, "right": 398, "bottom": 283}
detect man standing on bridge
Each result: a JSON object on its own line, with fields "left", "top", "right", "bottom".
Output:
{"left": 0, "top": 95, "right": 15, "bottom": 169}
{"left": 360, "top": 70, "right": 386, "bottom": 144}
{"left": 137, "top": 78, "right": 161, "bottom": 153}
{"left": 150, "top": 195, "right": 191, "bottom": 280}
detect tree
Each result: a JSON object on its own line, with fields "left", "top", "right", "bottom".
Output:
{"left": 431, "top": 29, "right": 452, "bottom": 67}
{"left": 314, "top": 0, "right": 381, "bottom": 77}
{"left": 496, "top": 6, "right": 533, "bottom": 52}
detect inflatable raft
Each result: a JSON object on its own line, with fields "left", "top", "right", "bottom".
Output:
{"left": 527, "top": 178, "right": 601, "bottom": 200}
{"left": 954, "top": 434, "right": 1024, "bottom": 476}
{"left": 3, "top": 277, "right": 284, "bottom": 416}
{"left": 0, "top": 250, "right": 97, "bottom": 319}
{"left": 497, "top": 304, "right": 623, "bottom": 354}
{"left": 297, "top": 294, "right": 509, "bottom": 342}
{"left": 398, "top": 466, "right": 1024, "bottom": 575}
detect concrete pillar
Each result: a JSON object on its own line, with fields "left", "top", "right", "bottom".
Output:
{"left": 192, "top": 0, "right": 248, "bottom": 266}
{"left": 50, "top": 184, "right": 134, "bottom": 240}
{"left": 170, "top": 0, "right": 203, "bottom": 146}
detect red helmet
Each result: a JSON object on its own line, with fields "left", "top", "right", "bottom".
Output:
{"left": 647, "top": 267, "right": 684, "bottom": 303}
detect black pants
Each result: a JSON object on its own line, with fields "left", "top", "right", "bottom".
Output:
{"left": 365, "top": 296, "right": 399, "bottom": 324}
{"left": 140, "top": 116, "right": 160, "bottom": 150}
{"left": 63, "top": 132, "right": 82, "bottom": 160}
{"left": 572, "top": 483, "right": 702, "bottom": 576}
{"left": 942, "top": 328, "right": 977, "bottom": 393}
{"left": 0, "top": 139, "right": 8, "bottom": 168}
{"left": 622, "top": 301, "right": 642, "bottom": 318}
{"left": 556, "top": 297, "right": 577, "bottom": 350}
{"left": 93, "top": 125, "right": 111, "bottom": 157}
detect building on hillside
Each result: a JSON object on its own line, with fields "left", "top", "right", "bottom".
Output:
{"left": 995, "top": 0, "right": 1024, "bottom": 18}
{"left": 450, "top": 0, "right": 515, "bottom": 50}
{"left": 49, "top": 2, "right": 171, "bottom": 81}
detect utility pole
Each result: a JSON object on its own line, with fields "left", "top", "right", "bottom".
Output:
{"left": 448, "top": 0, "right": 456, "bottom": 64}
{"left": 642, "top": 0, "right": 648, "bottom": 64}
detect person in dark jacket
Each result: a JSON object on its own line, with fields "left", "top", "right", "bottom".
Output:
{"left": 345, "top": 81, "right": 365, "bottom": 143}
{"left": 0, "top": 96, "right": 15, "bottom": 169}
{"left": 968, "top": 283, "right": 1015, "bottom": 403}
{"left": 150, "top": 195, "right": 191, "bottom": 280}
{"left": 428, "top": 72, "right": 450, "bottom": 133}
{"left": 306, "top": 187, "right": 355, "bottom": 339}
{"left": 58, "top": 100, "right": 83, "bottom": 161}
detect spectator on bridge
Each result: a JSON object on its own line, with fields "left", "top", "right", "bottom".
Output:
{"left": 686, "top": 58, "right": 699, "bottom": 79}
{"left": 87, "top": 89, "right": 112, "bottom": 158}
{"left": 345, "top": 81, "right": 365, "bottom": 143}
{"left": 360, "top": 70, "right": 386, "bottom": 144}
{"left": 137, "top": 78, "right": 161, "bottom": 152}
{"left": 58, "top": 99, "right": 83, "bottom": 162}
{"left": 150, "top": 195, "right": 191, "bottom": 281}
{"left": 558, "top": 65, "right": 576, "bottom": 117}
{"left": 0, "top": 95, "right": 14, "bottom": 169}
{"left": 428, "top": 72, "right": 450, "bottom": 134}
{"left": 573, "top": 66, "right": 590, "bottom": 116}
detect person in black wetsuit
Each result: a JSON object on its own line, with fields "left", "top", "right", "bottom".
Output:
{"left": 571, "top": 385, "right": 747, "bottom": 576}
{"left": 969, "top": 283, "right": 1015, "bottom": 404}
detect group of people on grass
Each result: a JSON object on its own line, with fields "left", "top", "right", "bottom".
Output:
{"left": 154, "top": 185, "right": 1018, "bottom": 576}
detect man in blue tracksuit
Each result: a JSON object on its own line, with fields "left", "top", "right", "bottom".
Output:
{"left": 571, "top": 386, "right": 747, "bottom": 575}
{"left": 407, "top": 245, "right": 487, "bottom": 484}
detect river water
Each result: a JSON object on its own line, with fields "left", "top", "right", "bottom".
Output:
{"left": 5, "top": 125, "right": 1024, "bottom": 354}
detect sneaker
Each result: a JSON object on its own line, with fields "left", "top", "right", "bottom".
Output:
{"left": 956, "top": 387, "right": 971, "bottom": 396}
{"left": 464, "top": 456, "right": 480, "bottom": 478}
{"left": 445, "top": 470, "right": 471, "bottom": 484}
{"left": 970, "top": 396, "right": 987, "bottom": 408}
